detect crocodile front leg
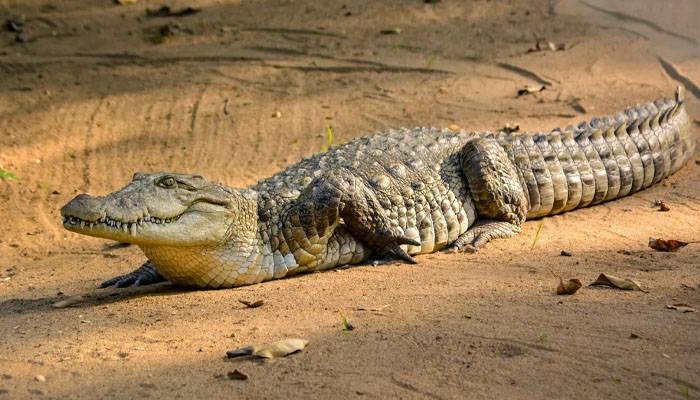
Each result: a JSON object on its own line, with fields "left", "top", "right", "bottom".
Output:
{"left": 454, "top": 137, "right": 529, "bottom": 251}
{"left": 283, "top": 169, "right": 420, "bottom": 264}
{"left": 99, "top": 260, "right": 167, "bottom": 288}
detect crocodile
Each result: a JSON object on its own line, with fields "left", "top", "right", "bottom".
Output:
{"left": 61, "top": 88, "right": 695, "bottom": 289}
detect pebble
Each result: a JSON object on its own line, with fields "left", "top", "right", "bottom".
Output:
{"left": 34, "top": 375, "right": 46, "bottom": 383}
{"left": 560, "top": 250, "right": 572, "bottom": 257}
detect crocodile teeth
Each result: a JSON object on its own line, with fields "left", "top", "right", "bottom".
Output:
{"left": 64, "top": 214, "right": 179, "bottom": 230}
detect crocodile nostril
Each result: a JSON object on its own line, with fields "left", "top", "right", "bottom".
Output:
{"left": 61, "top": 194, "right": 105, "bottom": 221}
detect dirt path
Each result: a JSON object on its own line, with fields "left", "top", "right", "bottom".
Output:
{"left": 1, "top": 0, "right": 699, "bottom": 398}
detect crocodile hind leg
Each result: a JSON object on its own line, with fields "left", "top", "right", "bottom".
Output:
{"left": 99, "top": 260, "right": 167, "bottom": 288}
{"left": 453, "top": 137, "right": 529, "bottom": 252}
{"left": 283, "top": 169, "right": 420, "bottom": 264}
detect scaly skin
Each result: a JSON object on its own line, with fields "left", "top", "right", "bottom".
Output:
{"left": 61, "top": 89, "right": 694, "bottom": 289}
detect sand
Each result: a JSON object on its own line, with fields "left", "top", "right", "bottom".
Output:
{"left": 0, "top": 0, "right": 699, "bottom": 398}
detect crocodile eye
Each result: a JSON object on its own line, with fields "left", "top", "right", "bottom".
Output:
{"left": 159, "top": 177, "right": 176, "bottom": 188}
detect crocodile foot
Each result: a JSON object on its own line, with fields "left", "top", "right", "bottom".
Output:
{"left": 375, "top": 229, "right": 420, "bottom": 264}
{"left": 451, "top": 219, "right": 521, "bottom": 252}
{"left": 452, "top": 137, "right": 528, "bottom": 253}
{"left": 99, "top": 261, "right": 167, "bottom": 288}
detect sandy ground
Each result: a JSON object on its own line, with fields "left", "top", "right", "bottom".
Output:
{"left": 1, "top": 0, "right": 699, "bottom": 398}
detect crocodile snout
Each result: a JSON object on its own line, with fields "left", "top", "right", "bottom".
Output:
{"left": 61, "top": 194, "right": 106, "bottom": 222}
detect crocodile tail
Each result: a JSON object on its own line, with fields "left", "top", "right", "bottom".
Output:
{"left": 500, "top": 87, "right": 694, "bottom": 219}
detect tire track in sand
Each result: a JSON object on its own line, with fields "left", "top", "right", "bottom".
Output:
{"left": 82, "top": 97, "right": 105, "bottom": 192}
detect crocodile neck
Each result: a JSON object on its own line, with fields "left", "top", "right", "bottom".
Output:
{"left": 139, "top": 240, "right": 263, "bottom": 288}
{"left": 139, "top": 188, "right": 275, "bottom": 288}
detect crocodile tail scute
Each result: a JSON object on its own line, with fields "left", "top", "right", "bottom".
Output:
{"left": 502, "top": 88, "right": 694, "bottom": 219}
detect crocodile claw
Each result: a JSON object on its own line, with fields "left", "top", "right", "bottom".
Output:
{"left": 372, "top": 230, "right": 419, "bottom": 263}
{"left": 100, "top": 275, "right": 139, "bottom": 288}
{"left": 451, "top": 243, "right": 477, "bottom": 254}
{"left": 99, "top": 262, "right": 166, "bottom": 288}
{"left": 393, "top": 235, "right": 421, "bottom": 247}
{"left": 380, "top": 241, "right": 418, "bottom": 264}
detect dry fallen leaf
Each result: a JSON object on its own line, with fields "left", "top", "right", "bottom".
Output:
{"left": 518, "top": 85, "right": 546, "bottom": 96}
{"left": 239, "top": 299, "right": 264, "bottom": 308}
{"left": 653, "top": 200, "right": 671, "bottom": 211}
{"left": 648, "top": 237, "right": 693, "bottom": 252}
{"left": 499, "top": 123, "right": 520, "bottom": 134}
{"left": 590, "top": 273, "right": 646, "bottom": 292}
{"left": 226, "top": 338, "right": 309, "bottom": 359}
{"left": 666, "top": 303, "right": 696, "bottom": 313}
{"left": 556, "top": 278, "right": 582, "bottom": 295}
{"left": 146, "top": 6, "right": 200, "bottom": 18}
{"left": 253, "top": 338, "right": 308, "bottom": 359}
{"left": 226, "top": 345, "right": 254, "bottom": 358}
{"left": 227, "top": 370, "right": 248, "bottom": 380}
{"left": 527, "top": 40, "right": 567, "bottom": 53}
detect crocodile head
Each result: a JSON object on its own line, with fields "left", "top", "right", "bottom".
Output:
{"left": 60, "top": 172, "right": 255, "bottom": 247}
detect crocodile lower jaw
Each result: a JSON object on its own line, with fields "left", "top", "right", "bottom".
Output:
{"left": 62, "top": 214, "right": 179, "bottom": 236}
